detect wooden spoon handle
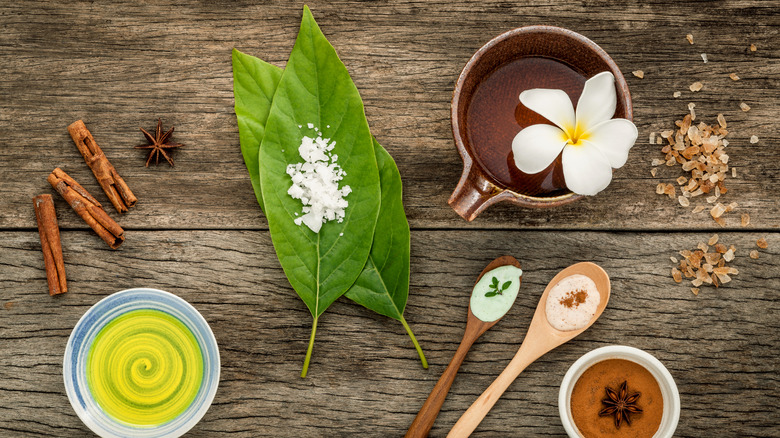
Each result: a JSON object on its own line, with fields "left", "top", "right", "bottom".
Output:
{"left": 406, "top": 335, "right": 477, "bottom": 438}
{"left": 447, "top": 348, "right": 536, "bottom": 438}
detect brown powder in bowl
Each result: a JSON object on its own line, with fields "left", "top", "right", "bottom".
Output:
{"left": 571, "top": 359, "right": 663, "bottom": 438}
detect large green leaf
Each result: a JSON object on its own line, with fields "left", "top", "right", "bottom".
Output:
{"left": 233, "top": 52, "right": 427, "bottom": 368}
{"left": 232, "top": 8, "right": 427, "bottom": 372}
{"left": 343, "top": 142, "right": 427, "bottom": 367}
{"left": 257, "top": 6, "right": 381, "bottom": 376}
{"left": 231, "top": 49, "right": 282, "bottom": 212}
{"left": 344, "top": 142, "right": 408, "bottom": 319}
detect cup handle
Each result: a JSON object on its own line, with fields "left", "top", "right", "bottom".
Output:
{"left": 448, "top": 163, "right": 502, "bottom": 221}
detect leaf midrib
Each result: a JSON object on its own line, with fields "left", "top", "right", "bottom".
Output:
{"left": 309, "top": 18, "right": 323, "bottom": 320}
{"left": 368, "top": 256, "right": 402, "bottom": 319}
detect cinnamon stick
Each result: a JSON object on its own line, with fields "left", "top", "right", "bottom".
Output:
{"left": 48, "top": 168, "right": 125, "bottom": 249}
{"left": 33, "top": 194, "right": 67, "bottom": 296}
{"left": 67, "top": 120, "right": 137, "bottom": 213}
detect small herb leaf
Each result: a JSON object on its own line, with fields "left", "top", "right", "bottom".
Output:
{"left": 502, "top": 281, "right": 512, "bottom": 290}
{"left": 485, "top": 291, "right": 497, "bottom": 297}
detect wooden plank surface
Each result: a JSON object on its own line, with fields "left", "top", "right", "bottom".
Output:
{"left": 1, "top": 0, "right": 779, "bottom": 437}
{"left": 1, "top": 230, "right": 778, "bottom": 437}
{"left": 0, "top": 0, "right": 777, "bottom": 230}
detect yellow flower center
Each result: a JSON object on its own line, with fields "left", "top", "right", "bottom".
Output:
{"left": 561, "top": 123, "right": 590, "bottom": 146}
{"left": 564, "top": 123, "right": 589, "bottom": 147}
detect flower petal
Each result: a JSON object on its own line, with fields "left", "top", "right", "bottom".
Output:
{"left": 575, "top": 71, "right": 617, "bottom": 129}
{"left": 519, "top": 89, "right": 576, "bottom": 132}
{"left": 561, "top": 142, "right": 613, "bottom": 196}
{"left": 582, "top": 118, "right": 638, "bottom": 168}
{"left": 512, "top": 124, "right": 568, "bottom": 174}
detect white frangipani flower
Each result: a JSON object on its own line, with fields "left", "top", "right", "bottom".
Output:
{"left": 511, "top": 71, "right": 638, "bottom": 196}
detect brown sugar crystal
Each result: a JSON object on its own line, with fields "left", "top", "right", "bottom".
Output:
{"left": 671, "top": 235, "right": 739, "bottom": 290}
{"left": 654, "top": 111, "right": 737, "bottom": 226}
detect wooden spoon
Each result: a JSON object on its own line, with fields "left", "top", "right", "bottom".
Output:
{"left": 405, "top": 256, "right": 523, "bottom": 438}
{"left": 447, "top": 262, "right": 610, "bottom": 437}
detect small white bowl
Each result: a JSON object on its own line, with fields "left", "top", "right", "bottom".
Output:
{"left": 64, "top": 288, "right": 220, "bottom": 438}
{"left": 558, "top": 345, "right": 680, "bottom": 438}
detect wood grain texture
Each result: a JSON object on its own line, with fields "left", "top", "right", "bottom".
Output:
{"left": 0, "top": 0, "right": 777, "bottom": 230}
{"left": 1, "top": 1, "right": 779, "bottom": 437}
{"left": 1, "top": 230, "right": 778, "bottom": 436}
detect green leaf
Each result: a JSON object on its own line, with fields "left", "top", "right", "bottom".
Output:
{"left": 343, "top": 140, "right": 426, "bottom": 368}
{"left": 231, "top": 8, "right": 426, "bottom": 372}
{"left": 491, "top": 276, "right": 499, "bottom": 287}
{"left": 344, "top": 142, "right": 408, "bottom": 319}
{"left": 258, "top": 6, "right": 380, "bottom": 376}
{"left": 502, "top": 281, "right": 512, "bottom": 290}
{"left": 232, "top": 48, "right": 283, "bottom": 212}
{"left": 485, "top": 291, "right": 497, "bottom": 297}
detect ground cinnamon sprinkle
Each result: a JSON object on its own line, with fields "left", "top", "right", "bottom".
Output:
{"left": 560, "top": 289, "right": 588, "bottom": 308}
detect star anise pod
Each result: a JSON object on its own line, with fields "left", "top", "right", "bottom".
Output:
{"left": 599, "top": 380, "right": 642, "bottom": 429}
{"left": 135, "top": 119, "right": 183, "bottom": 167}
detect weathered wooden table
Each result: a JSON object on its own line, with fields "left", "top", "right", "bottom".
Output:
{"left": 1, "top": 1, "right": 778, "bottom": 436}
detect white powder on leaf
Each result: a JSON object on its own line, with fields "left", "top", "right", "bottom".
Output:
{"left": 286, "top": 128, "right": 351, "bottom": 233}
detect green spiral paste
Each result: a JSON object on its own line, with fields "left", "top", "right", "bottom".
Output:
{"left": 86, "top": 309, "right": 204, "bottom": 426}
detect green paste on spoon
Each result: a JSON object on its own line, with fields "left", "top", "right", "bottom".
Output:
{"left": 470, "top": 265, "right": 523, "bottom": 322}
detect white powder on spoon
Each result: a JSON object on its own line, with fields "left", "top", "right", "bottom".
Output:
{"left": 286, "top": 128, "right": 351, "bottom": 233}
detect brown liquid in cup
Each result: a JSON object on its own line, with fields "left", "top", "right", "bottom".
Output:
{"left": 570, "top": 359, "right": 663, "bottom": 438}
{"left": 465, "top": 57, "right": 586, "bottom": 197}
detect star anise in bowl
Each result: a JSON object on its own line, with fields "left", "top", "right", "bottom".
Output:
{"left": 599, "top": 380, "right": 643, "bottom": 429}
{"left": 135, "top": 119, "right": 183, "bottom": 167}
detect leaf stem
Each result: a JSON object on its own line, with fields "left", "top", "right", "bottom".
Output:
{"left": 301, "top": 316, "right": 318, "bottom": 378}
{"left": 400, "top": 315, "right": 428, "bottom": 369}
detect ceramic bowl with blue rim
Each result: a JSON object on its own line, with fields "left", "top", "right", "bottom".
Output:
{"left": 63, "top": 288, "right": 220, "bottom": 438}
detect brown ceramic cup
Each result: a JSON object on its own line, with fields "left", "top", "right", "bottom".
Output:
{"left": 449, "top": 25, "right": 633, "bottom": 221}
